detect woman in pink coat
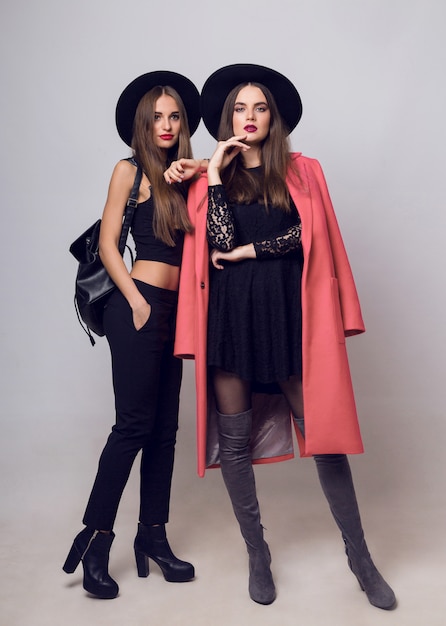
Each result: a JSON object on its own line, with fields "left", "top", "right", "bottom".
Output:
{"left": 167, "top": 64, "right": 396, "bottom": 610}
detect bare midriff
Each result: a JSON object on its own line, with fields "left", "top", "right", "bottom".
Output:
{"left": 130, "top": 260, "right": 180, "bottom": 292}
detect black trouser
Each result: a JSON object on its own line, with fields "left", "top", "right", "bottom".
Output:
{"left": 83, "top": 280, "right": 182, "bottom": 531}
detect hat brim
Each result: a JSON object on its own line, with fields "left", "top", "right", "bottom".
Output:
{"left": 116, "top": 71, "right": 201, "bottom": 146}
{"left": 201, "top": 64, "right": 302, "bottom": 140}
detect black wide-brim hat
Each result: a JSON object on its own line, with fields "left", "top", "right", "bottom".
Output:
{"left": 116, "top": 71, "right": 201, "bottom": 146}
{"left": 201, "top": 63, "right": 303, "bottom": 140}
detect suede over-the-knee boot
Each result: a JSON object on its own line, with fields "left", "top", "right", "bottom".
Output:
{"left": 314, "top": 454, "right": 396, "bottom": 610}
{"left": 217, "top": 409, "right": 276, "bottom": 605}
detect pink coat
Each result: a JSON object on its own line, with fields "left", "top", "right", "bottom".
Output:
{"left": 175, "top": 153, "right": 365, "bottom": 477}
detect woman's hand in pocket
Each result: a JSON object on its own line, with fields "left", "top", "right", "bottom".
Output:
{"left": 132, "top": 300, "right": 152, "bottom": 331}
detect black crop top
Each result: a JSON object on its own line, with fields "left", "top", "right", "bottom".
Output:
{"left": 131, "top": 195, "right": 184, "bottom": 266}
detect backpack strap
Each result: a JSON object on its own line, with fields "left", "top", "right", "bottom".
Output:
{"left": 124, "top": 156, "right": 139, "bottom": 167}
{"left": 118, "top": 163, "right": 142, "bottom": 254}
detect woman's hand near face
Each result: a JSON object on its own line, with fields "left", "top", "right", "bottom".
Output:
{"left": 207, "top": 136, "right": 250, "bottom": 185}
{"left": 163, "top": 158, "right": 208, "bottom": 184}
{"left": 210, "top": 243, "right": 256, "bottom": 269}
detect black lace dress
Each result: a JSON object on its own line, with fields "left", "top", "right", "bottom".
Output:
{"left": 207, "top": 183, "right": 304, "bottom": 388}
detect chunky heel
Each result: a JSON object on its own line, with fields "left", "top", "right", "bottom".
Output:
{"left": 135, "top": 549, "right": 150, "bottom": 577}
{"left": 62, "top": 542, "right": 82, "bottom": 573}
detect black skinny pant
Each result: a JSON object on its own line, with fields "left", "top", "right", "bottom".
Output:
{"left": 83, "top": 280, "right": 182, "bottom": 531}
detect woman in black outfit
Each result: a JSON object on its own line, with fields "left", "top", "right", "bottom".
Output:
{"left": 63, "top": 71, "right": 205, "bottom": 599}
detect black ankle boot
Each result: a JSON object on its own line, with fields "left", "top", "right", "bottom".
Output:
{"left": 134, "top": 523, "right": 195, "bottom": 582}
{"left": 314, "top": 454, "right": 396, "bottom": 610}
{"left": 63, "top": 527, "right": 119, "bottom": 599}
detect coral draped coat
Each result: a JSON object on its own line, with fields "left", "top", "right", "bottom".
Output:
{"left": 174, "top": 153, "right": 365, "bottom": 477}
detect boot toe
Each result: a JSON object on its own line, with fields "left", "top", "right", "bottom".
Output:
{"left": 160, "top": 559, "right": 195, "bottom": 582}
{"left": 84, "top": 578, "right": 119, "bottom": 599}
{"left": 365, "top": 579, "right": 397, "bottom": 610}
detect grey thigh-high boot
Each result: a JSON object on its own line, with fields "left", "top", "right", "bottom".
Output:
{"left": 314, "top": 454, "right": 396, "bottom": 610}
{"left": 217, "top": 409, "right": 276, "bottom": 605}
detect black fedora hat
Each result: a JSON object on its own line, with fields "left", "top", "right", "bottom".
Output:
{"left": 201, "top": 63, "right": 303, "bottom": 140}
{"left": 116, "top": 71, "right": 201, "bottom": 146}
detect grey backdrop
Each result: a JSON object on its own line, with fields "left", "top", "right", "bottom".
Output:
{"left": 1, "top": 0, "right": 445, "bottom": 618}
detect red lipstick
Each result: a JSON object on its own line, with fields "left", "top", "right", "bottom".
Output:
{"left": 160, "top": 134, "right": 174, "bottom": 140}
{"left": 244, "top": 125, "right": 257, "bottom": 132}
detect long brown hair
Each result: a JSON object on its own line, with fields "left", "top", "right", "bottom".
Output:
{"left": 218, "top": 82, "right": 293, "bottom": 211}
{"left": 132, "top": 86, "right": 193, "bottom": 245}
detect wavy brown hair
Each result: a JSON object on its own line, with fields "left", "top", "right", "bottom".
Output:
{"left": 218, "top": 82, "right": 295, "bottom": 211}
{"left": 132, "top": 86, "right": 193, "bottom": 245}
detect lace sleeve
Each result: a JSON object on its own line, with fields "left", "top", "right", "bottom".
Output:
{"left": 206, "top": 185, "right": 236, "bottom": 251}
{"left": 253, "top": 222, "right": 302, "bottom": 258}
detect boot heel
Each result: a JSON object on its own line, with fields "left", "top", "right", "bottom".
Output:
{"left": 135, "top": 550, "right": 150, "bottom": 577}
{"left": 63, "top": 543, "right": 81, "bottom": 573}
